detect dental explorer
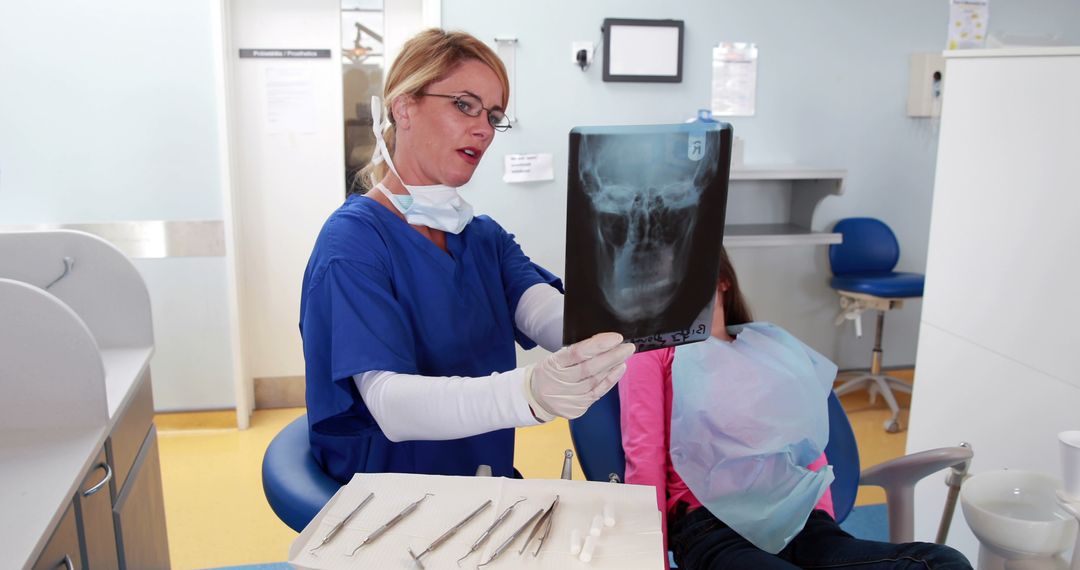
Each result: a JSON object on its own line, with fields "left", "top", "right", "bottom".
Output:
{"left": 348, "top": 493, "right": 432, "bottom": 556}
{"left": 407, "top": 499, "right": 492, "bottom": 569}
{"left": 308, "top": 491, "right": 375, "bottom": 553}
{"left": 456, "top": 497, "right": 525, "bottom": 566}
{"left": 476, "top": 507, "right": 545, "bottom": 568}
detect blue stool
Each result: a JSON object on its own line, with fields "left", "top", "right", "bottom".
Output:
{"left": 262, "top": 414, "right": 341, "bottom": 532}
{"left": 829, "top": 217, "right": 925, "bottom": 433}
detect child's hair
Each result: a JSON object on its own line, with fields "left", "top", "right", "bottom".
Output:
{"left": 718, "top": 246, "right": 753, "bottom": 325}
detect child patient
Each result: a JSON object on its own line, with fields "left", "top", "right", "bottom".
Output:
{"left": 619, "top": 247, "right": 971, "bottom": 570}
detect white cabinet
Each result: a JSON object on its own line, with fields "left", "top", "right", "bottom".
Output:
{"left": 905, "top": 47, "right": 1080, "bottom": 558}
{"left": 724, "top": 167, "right": 845, "bottom": 247}
{"left": 1, "top": 231, "right": 169, "bottom": 569}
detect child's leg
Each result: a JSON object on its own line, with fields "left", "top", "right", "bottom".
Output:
{"left": 782, "top": 510, "right": 973, "bottom": 570}
{"left": 669, "top": 507, "right": 800, "bottom": 570}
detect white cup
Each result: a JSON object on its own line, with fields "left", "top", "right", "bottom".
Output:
{"left": 1059, "top": 430, "right": 1080, "bottom": 501}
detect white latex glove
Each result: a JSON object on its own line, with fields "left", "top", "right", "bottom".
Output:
{"left": 524, "top": 332, "right": 636, "bottom": 420}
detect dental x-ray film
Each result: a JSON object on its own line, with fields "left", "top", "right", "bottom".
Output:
{"left": 563, "top": 123, "right": 732, "bottom": 352}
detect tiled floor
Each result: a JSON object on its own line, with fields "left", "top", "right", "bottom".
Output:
{"left": 157, "top": 372, "right": 912, "bottom": 569}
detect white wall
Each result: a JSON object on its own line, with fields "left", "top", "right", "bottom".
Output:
{"left": 442, "top": 0, "right": 1080, "bottom": 368}
{"left": 227, "top": 0, "right": 346, "bottom": 382}
{"left": 907, "top": 49, "right": 1080, "bottom": 557}
{"left": 384, "top": 0, "right": 423, "bottom": 77}
{"left": 0, "top": 0, "right": 237, "bottom": 411}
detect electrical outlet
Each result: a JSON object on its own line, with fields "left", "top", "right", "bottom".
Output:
{"left": 908, "top": 53, "right": 945, "bottom": 117}
{"left": 571, "top": 41, "right": 595, "bottom": 69}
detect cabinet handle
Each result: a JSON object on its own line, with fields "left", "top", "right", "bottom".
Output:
{"left": 82, "top": 462, "right": 113, "bottom": 497}
{"left": 59, "top": 554, "right": 75, "bottom": 569}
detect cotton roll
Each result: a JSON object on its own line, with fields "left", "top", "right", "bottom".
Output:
{"left": 579, "top": 534, "right": 597, "bottom": 563}
{"left": 602, "top": 503, "right": 615, "bottom": 527}
{"left": 569, "top": 528, "right": 583, "bottom": 555}
{"left": 590, "top": 514, "right": 604, "bottom": 537}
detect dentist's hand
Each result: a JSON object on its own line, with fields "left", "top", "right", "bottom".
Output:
{"left": 524, "top": 332, "right": 636, "bottom": 420}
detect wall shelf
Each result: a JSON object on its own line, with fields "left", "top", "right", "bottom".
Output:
{"left": 724, "top": 223, "right": 843, "bottom": 247}
{"left": 723, "top": 166, "right": 845, "bottom": 248}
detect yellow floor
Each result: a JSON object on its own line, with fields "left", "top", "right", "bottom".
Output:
{"left": 157, "top": 372, "right": 912, "bottom": 569}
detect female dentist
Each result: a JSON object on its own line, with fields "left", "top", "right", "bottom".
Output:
{"left": 300, "top": 29, "right": 634, "bottom": 483}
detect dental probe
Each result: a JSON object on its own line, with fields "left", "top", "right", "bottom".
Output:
{"left": 348, "top": 493, "right": 432, "bottom": 555}
{"left": 408, "top": 499, "right": 492, "bottom": 569}
{"left": 476, "top": 507, "right": 544, "bottom": 568}
{"left": 308, "top": 491, "right": 375, "bottom": 553}
{"left": 456, "top": 497, "right": 525, "bottom": 566}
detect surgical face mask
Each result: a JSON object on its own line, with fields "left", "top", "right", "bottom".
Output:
{"left": 370, "top": 95, "right": 474, "bottom": 234}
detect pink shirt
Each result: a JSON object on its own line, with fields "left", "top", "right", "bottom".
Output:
{"left": 618, "top": 346, "right": 834, "bottom": 558}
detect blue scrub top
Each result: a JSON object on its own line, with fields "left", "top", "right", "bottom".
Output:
{"left": 300, "top": 195, "right": 561, "bottom": 483}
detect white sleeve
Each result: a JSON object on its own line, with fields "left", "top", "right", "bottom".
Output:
{"left": 353, "top": 368, "right": 545, "bottom": 442}
{"left": 515, "top": 283, "right": 564, "bottom": 352}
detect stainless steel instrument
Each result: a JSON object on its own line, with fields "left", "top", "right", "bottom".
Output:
{"left": 456, "top": 497, "right": 525, "bottom": 566}
{"left": 476, "top": 507, "right": 544, "bottom": 568}
{"left": 408, "top": 499, "right": 492, "bottom": 569}
{"left": 348, "top": 493, "right": 432, "bottom": 555}
{"left": 519, "top": 495, "right": 559, "bottom": 556}
{"left": 308, "top": 491, "right": 375, "bottom": 554}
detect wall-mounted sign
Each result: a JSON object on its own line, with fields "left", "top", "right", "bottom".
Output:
{"left": 239, "top": 49, "right": 331, "bottom": 59}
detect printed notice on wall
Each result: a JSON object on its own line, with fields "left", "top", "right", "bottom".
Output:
{"left": 711, "top": 42, "right": 758, "bottom": 117}
{"left": 265, "top": 66, "right": 316, "bottom": 134}
{"left": 948, "top": 0, "right": 989, "bottom": 49}
{"left": 503, "top": 153, "right": 554, "bottom": 183}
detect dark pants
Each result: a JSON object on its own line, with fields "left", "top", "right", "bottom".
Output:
{"left": 669, "top": 506, "right": 973, "bottom": 570}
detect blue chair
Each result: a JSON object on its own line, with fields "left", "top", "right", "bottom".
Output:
{"left": 262, "top": 415, "right": 341, "bottom": 532}
{"left": 829, "top": 217, "right": 925, "bottom": 433}
{"left": 569, "top": 387, "right": 972, "bottom": 544}
{"left": 261, "top": 415, "right": 502, "bottom": 532}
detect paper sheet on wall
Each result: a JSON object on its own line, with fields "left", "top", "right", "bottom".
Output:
{"left": 711, "top": 42, "right": 758, "bottom": 117}
{"left": 288, "top": 472, "right": 664, "bottom": 570}
{"left": 503, "top": 153, "right": 554, "bottom": 183}
{"left": 264, "top": 66, "right": 316, "bottom": 134}
{"left": 947, "top": 0, "right": 990, "bottom": 49}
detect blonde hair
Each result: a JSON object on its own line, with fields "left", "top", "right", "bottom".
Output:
{"left": 353, "top": 29, "right": 510, "bottom": 193}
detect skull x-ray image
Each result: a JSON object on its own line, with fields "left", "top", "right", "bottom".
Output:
{"left": 563, "top": 123, "right": 732, "bottom": 352}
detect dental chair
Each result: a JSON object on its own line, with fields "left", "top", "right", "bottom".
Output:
{"left": 569, "top": 388, "right": 972, "bottom": 545}
{"left": 829, "top": 217, "right": 925, "bottom": 433}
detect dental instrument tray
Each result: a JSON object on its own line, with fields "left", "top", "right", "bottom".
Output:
{"left": 563, "top": 122, "right": 733, "bottom": 352}
{"left": 289, "top": 472, "right": 664, "bottom": 569}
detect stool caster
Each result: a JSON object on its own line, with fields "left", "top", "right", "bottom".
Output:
{"left": 884, "top": 419, "right": 902, "bottom": 433}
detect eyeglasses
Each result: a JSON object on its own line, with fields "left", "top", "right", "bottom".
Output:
{"left": 420, "top": 92, "right": 512, "bottom": 132}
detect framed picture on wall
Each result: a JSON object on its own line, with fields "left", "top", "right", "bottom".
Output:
{"left": 602, "top": 18, "right": 684, "bottom": 83}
